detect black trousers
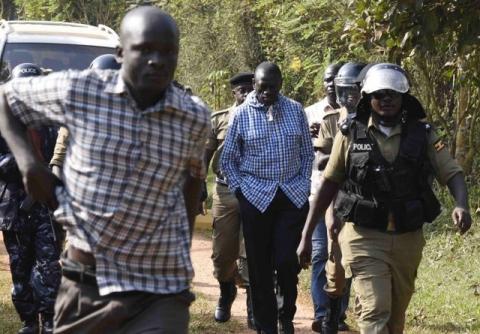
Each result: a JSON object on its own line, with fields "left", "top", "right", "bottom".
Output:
{"left": 237, "top": 189, "right": 308, "bottom": 334}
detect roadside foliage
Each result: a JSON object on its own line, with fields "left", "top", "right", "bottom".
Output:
{"left": 4, "top": 0, "right": 480, "bottom": 178}
{"left": 0, "top": 0, "right": 479, "bottom": 332}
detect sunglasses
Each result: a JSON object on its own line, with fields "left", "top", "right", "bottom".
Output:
{"left": 370, "top": 90, "right": 402, "bottom": 100}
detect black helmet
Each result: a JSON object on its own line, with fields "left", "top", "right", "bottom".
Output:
{"left": 89, "top": 54, "right": 120, "bottom": 70}
{"left": 334, "top": 62, "right": 366, "bottom": 111}
{"left": 11, "top": 63, "right": 42, "bottom": 78}
{"left": 334, "top": 62, "right": 366, "bottom": 87}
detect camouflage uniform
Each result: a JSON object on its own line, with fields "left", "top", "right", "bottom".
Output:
{"left": 0, "top": 129, "right": 61, "bottom": 323}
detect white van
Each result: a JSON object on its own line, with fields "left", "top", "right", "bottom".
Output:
{"left": 0, "top": 20, "right": 119, "bottom": 82}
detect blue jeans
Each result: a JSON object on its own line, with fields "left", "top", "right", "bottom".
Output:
{"left": 311, "top": 220, "right": 350, "bottom": 321}
{"left": 311, "top": 219, "right": 328, "bottom": 319}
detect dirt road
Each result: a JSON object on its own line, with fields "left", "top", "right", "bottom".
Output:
{"left": 0, "top": 231, "right": 358, "bottom": 333}
{"left": 191, "top": 231, "right": 315, "bottom": 333}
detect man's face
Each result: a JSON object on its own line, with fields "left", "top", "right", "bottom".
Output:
{"left": 232, "top": 83, "right": 253, "bottom": 105}
{"left": 117, "top": 20, "right": 179, "bottom": 100}
{"left": 323, "top": 69, "right": 337, "bottom": 104}
{"left": 336, "top": 84, "right": 361, "bottom": 111}
{"left": 369, "top": 89, "right": 403, "bottom": 118}
{"left": 254, "top": 71, "right": 282, "bottom": 106}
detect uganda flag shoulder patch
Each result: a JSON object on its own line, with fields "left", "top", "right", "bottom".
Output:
{"left": 434, "top": 139, "right": 446, "bottom": 152}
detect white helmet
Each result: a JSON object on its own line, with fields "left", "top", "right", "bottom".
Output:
{"left": 361, "top": 63, "right": 409, "bottom": 94}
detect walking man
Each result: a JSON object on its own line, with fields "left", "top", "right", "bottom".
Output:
{"left": 204, "top": 72, "right": 255, "bottom": 327}
{"left": 298, "top": 63, "right": 471, "bottom": 334}
{"left": 0, "top": 6, "right": 210, "bottom": 334}
{"left": 222, "top": 61, "right": 314, "bottom": 334}
{"left": 304, "top": 63, "right": 348, "bottom": 333}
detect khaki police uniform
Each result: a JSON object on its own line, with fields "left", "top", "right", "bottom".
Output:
{"left": 323, "top": 114, "right": 462, "bottom": 334}
{"left": 206, "top": 105, "right": 248, "bottom": 285}
{"left": 49, "top": 126, "right": 69, "bottom": 167}
{"left": 314, "top": 107, "right": 346, "bottom": 154}
{"left": 315, "top": 107, "right": 349, "bottom": 298}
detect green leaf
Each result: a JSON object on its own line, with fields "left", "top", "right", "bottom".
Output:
{"left": 386, "top": 38, "right": 397, "bottom": 48}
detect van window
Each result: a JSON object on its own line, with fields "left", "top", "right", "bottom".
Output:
{"left": 0, "top": 43, "right": 115, "bottom": 82}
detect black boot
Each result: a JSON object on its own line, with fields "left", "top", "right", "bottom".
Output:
{"left": 246, "top": 288, "right": 256, "bottom": 330}
{"left": 322, "top": 297, "right": 340, "bottom": 334}
{"left": 18, "top": 318, "right": 39, "bottom": 334}
{"left": 40, "top": 313, "right": 54, "bottom": 334}
{"left": 214, "top": 281, "right": 237, "bottom": 322}
{"left": 279, "top": 319, "right": 294, "bottom": 334}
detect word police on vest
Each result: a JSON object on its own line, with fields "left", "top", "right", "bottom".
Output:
{"left": 352, "top": 143, "right": 372, "bottom": 151}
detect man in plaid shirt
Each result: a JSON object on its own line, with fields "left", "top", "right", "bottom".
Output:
{"left": 0, "top": 6, "right": 210, "bottom": 334}
{"left": 221, "top": 61, "right": 314, "bottom": 334}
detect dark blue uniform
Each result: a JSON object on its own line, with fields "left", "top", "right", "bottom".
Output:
{"left": 0, "top": 129, "right": 61, "bottom": 325}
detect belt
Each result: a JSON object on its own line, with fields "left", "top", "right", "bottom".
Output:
{"left": 61, "top": 246, "right": 97, "bottom": 285}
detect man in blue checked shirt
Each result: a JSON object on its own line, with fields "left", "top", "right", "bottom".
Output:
{"left": 221, "top": 61, "right": 314, "bottom": 334}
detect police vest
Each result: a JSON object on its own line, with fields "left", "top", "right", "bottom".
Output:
{"left": 334, "top": 118, "right": 441, "bottom": 232}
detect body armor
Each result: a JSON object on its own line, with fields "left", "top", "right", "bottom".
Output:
{"left": 334, "top": 117, "right": 441, "bottom": 232}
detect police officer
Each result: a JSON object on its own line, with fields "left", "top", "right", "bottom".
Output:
{"left": 311, "top": 62, "right": 366, "bottom": 333}
{"left": 88, "top": 53, "right": 121, "bottom": 70}
{"left": 304, "top": 63, "right": 342, "bottom": 333}
{"left": 1, "top": 63, "right": 61, "bottom": 334}
{"left": 204, "top": 72, "right": 254, "bottom": 327}
{"left": 298, "top": 63, "right": 471, "bottom": 334}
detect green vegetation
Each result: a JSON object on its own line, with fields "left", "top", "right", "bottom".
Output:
{"left": 0, "top": 271, "right": 21, "bottom": 334}
{"left": 0, "top": 1, "right": 478, "bottom": 332}
{"left": 297, "top": 205, "right": 480, "bottom": 333}
{"left": 2, "top": 0, "right": 480, "bottom": 179}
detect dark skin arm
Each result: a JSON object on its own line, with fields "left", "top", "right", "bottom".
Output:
{"left": 204, "top": 148, "right": 215, "bottom": 172}
{"left": 0, "top": 91, "right": 58, "bottom": 209}
{"left": 183, "top": 174, "right": 203, "bottom": 240}
{"left": 447, "top": 172, "right": 471, "bottom": 234}
{"left": 197, "top": 148, "right": 215, "bottom": 214}
{"left": 297, "top": 177, "right": 340, "bottom": 269}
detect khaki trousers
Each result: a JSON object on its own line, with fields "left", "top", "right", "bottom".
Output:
{"left": 324, "top": 204, "right": 347, "bottom": 297}
{"left": 340, "top": 224, "right": 425, "bottom": 334}
{"left": 211, "top": 183, "right": 249, "bottom": 284}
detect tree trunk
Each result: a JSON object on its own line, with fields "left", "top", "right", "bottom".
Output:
{"left": 454, "top": 57, "right": 470, "bottom": 174}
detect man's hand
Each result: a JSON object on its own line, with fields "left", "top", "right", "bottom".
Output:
{"left": 22, "top": 162, "right": 58, "bottom": 210}
{"left": 296, "top": 235, "right": 312, "bottom": 269}
{"left": 452, "top": 207, "right": 472, "bottom": 235}
{"left": 197, "top": 181, "right": 208, "bottom": 215}
{"left": 326, "top": 210, "right": 342, "bottom": 242}
{"left": 309, "top": 122, "right": 321, "bottom": 138}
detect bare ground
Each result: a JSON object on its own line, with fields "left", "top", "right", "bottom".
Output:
{"left": 191, "top": 231, "right": 359, "bottom": 334}
{"left": 191, "top": 231, "right": 314, "bottom": 333}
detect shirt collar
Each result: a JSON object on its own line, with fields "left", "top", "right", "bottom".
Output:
{"left": 104, "top": 73, "right": 189, "bottom": 114}
{"left": 368, "top": 114, "right": 402, "bottom": 137}
{"left": 246, "top": 90, "right": 284, "bottom": 110}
